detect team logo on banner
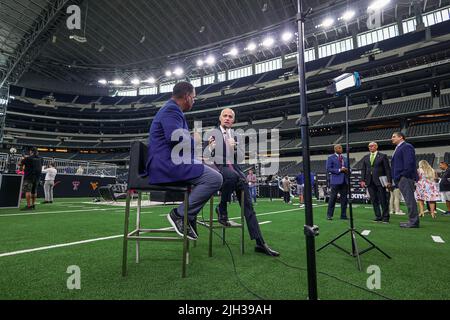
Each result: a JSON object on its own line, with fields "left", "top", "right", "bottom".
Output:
{"left": 72, "top": 181, "right": 80, "bottom": 191}
{"left": 90, "top": 182, "right": 99, "bottom": 190}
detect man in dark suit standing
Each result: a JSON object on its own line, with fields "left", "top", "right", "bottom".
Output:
{"left": 208, "top": 108, "right": 279, "bottom": 256}
{"left": 326, "top": 144, "right": 349, "bottom": 220}
{"left": 360, "top": 141, "right": 392, "bottom": 223}
{"left": 391, "top": 132, "right": 419, "bottom": 228}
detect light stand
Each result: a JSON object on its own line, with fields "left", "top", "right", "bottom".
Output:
{"left": 296, "top": 0, "right": 319, "bottom": 300}
{"left": 317, "top": 75, "right": 391, "bottom": 271}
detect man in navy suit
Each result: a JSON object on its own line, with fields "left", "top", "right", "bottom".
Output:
{"left": 146, "top": 82, "right": 223, "bottom": 240}
{"left": 207, "top": 108, "right": 279, "bottom": 256}
{"left": 391, "top": 132, "right": 419, "bottom": 228}
{"left": 326, "top": 144, "right": 349, "bottom": 220}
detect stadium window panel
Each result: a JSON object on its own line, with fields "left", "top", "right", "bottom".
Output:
{"left": 435, "top": 11, "right": 443, "bottom": 23}
{"left": 218, "top": 72, "right": 226, "bottom": 82}
{"left": 160, "top": 82, "right": 176, "bottom": 93}
{"left": 190, "top": 78, "right": 201, "bottom": 87}
{"left": 203, "top": 74, "right": 215, "bottom": 85}
{"left": 228, "top": 65, "right": 252, "bottom": 80}
{"left": 305, "top": 49, "right": 315, "bottom": 62}
{"left": 117, "top": 89, "right": 137, "bottom": 96}
{"left": 139, "top": 86, "right": 158, "bottom": 95}
{"left": 443, "top": 8, "right": 449, "bottom": 21}
{"left": 403, "top": 18, "right": 416, "bottom": 33}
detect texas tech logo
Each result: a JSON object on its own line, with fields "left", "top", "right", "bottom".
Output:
{"left": 72, "top": 181, "right": 80, "bottom": 191}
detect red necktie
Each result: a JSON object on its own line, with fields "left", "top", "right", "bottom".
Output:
{"left": 338, "top": 155, "right": 343, "bottom": 168}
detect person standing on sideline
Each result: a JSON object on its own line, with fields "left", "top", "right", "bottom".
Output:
{"left": 389, "top": 187, "right": 405, "bottom": 216}
{"left": 41, "top": 162, "right": 57, "bottom": 204}
{"left": 391, "top": 132, "right": 419, "bottom": 228}
{"left": 326, "top": 144, "right": 349, "bottom": 220}
{"left": 247, "top": 169, "right": 257, "bottom": 203}
{"left": 295, "top": 170, "right": 315, "bottom": 207}
{"left": 438, "top": 161, "right": 450, "bottom": 215}
{"left": 360, "top": 142, "right": 392, "bottom": 223}
{"left": 19, "top": 147, "right": 43, "bottom": 210}
{"left": 282, "top": 176, "right": 291, "bottom": 204}
{"left": 415, "top": 160, "right": 440, "bottom": 218}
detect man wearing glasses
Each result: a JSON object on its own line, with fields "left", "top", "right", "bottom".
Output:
{"left": 146, "top": 82, "right": 223, "bottom": 241}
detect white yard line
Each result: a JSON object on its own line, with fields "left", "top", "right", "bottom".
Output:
{"left": 0, "top": 235, "right": 124, "bottom": 258}
{"left": 0, "top": 208, "right": 108, "bottom": 217}
{"left": 1, "top": 205, "right": 327, "bottom": 258}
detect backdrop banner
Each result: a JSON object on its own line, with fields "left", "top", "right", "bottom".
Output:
{"left": 35, "top": 174, "right": 116, "bottom": 198}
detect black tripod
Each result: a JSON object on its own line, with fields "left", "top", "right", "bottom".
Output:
{"left": 317, "top": 95, "right": 391, "bottom": 271}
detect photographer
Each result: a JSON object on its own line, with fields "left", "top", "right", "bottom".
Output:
{"left": 19, "top": 147, "right": 43, "bottom": 210}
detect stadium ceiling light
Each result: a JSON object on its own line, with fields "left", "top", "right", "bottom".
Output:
{"left": 229, "top": 47, "right": 239, "bottom": 56}
{"left": 196, "top": 59, "right": 204, "bottom": 67}
{"left": 165, "top": 70, "right": 172, "bottom": 77}
{"left": 282, "top": 31, "right": 293, "bottom": 42}
{"left": 206, "top": 55, "right": 216, "bottom": 65}
{"left": 368, "top": 0, "right": 390, "bottom": 10}
{"left": 262, "top": 37, "right": 275, "bottom": 47}
{"left": 112, "top": 79, "right": 123, "bottom": 85}
{"left": 246, "top": 42, "right": 257, "bottom": 52}
{"left": 98, "top": 79, "right": 107, "bottom": 85}
{"left": 322, "top": 17, "right": 334, "bottom": 28}
{"left": 146, "top": 77, "right": 156, "bottom": 84}
{"left": 131, "top": 78, "right": 140, "bottom": 85}
{"left": 340, "top": 10, "right": 355, "bottom": 21}
{"left": 173, "top": 67, "right": 184, "bottom": 76}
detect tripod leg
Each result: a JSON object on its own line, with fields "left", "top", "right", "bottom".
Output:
{"left": 317, "top": 229, "right": 351, "bottom": 252}
{"left": 354, "top": 230, "right": 392, "bottom": 259}
{"left": 351, "top": 230, "right": 362, "bottom": 271}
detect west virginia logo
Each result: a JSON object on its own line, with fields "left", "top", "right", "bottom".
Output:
{"left": 90, "top": 182, "right": 99, "bottom": 190}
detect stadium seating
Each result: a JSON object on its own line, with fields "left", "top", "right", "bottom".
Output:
{"left": 372, "top": 97, "right": 433, "bottom": 118}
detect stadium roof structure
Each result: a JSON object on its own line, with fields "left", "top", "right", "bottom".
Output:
{"left": 0, "top": 0, "right": 446, "bottom": 88}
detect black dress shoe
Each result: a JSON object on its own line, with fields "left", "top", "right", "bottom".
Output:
{"left": 373, "top": 219, "right": 382, "bottom": 223}
{"left": 340, "top": 216, "right": 348, "bottom": 220}
{"left": 167, "top": 209, "right": 198, "bottom": 240}
{"left": 255, "top": 243, "right": 280, "bottom": 257}
{"left": 326, "top": 216, "right": 333, "bottom": 220}
{"left": 400, "top": 222, "right": 419, "bottom": 228}
{"left": 216, "top": 206, "right": 231, "bottom": 227}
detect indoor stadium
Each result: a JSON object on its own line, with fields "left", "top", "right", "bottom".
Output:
{"left": 0, "top": 0, "right": 449, "bottom": 304}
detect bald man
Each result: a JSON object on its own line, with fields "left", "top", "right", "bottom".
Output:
{"left": 208, "top": 108, "right": 279, "bottom": 257}
{"left": 326, "top": 144, "right": 349, "bottom": 220}
{"left": 361, "top": 142, "right": 392, "bottom": 223}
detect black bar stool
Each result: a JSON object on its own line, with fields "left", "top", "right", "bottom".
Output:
{"left": 197, "top": 191, "right": 245, "bottom": 257}
{"left": 122, "top": 141, "right": 192, "bottom": 278}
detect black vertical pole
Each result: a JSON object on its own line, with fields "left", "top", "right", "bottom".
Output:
{"left": 345, "top": 94, "right": 356, "bottom": 255}
{"left": 296, "top": 0, "right": 318, "bottom": 300}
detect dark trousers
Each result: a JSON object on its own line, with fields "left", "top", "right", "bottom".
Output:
{"left": 327, "top": 183, "right": 348, "bottom": 218}
{"left": 283, "top": 191, "right": 290, "bottom": 203}
{"left": 218, "top": 167, "right": 264, "bottom": 242}
{"left": 367, "top": 181, "right": 390, "bottom": 221}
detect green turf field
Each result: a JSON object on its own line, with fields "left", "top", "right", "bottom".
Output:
{"left": 0, "top": 197, "right": 449, "bottom": 300}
